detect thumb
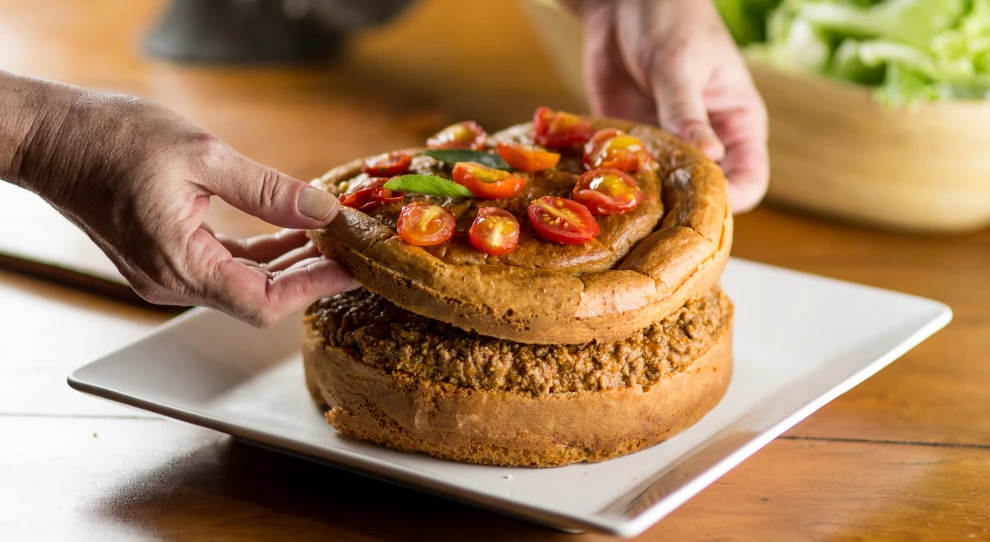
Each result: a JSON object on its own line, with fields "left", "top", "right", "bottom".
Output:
{"left": 200, "top": 145, "right": 339, "bottom": 229}
{"left": 650, "top": 49, "right": 726, "bottom": 162}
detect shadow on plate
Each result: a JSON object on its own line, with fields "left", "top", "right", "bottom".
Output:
{"left": 84, "top": 436, "right": 613, "bottom": 541}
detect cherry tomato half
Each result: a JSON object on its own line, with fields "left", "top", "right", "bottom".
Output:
{"left": 340, "top": 186, "right": 404, "bottom": 211}
{"left": 573, "top": 168, "right": 644, "bottom": 215}
{"left": 583, "top": 129, "right": 652, "bottom": 171}
{"left": 427, "top": 121, "right": 487, "bottom": 150}
{"left": 396, "top": 202, "right": 456, "bottom": 246}
{"left": 362, "top": 152, "right": 411, "bottom": 176}
{"left": 583, "top": 128, "right": 623, "bottom": 158}
{"left": 468, "top": 207, "right": 521, "bottom": 256}
{"left": 496, "top": 142, "right": 560, "bottom": 173}
{"left": 343, "top": 176, "right": 389, "bottom": 194}
{"left": 532, "top": 106, "right": 594, "bottom": 149}
{"left": 452, "top": 162, "right": 526, "bottom": 199}
{"left": 527, "top": 196, "right": 599, "bottom": 245}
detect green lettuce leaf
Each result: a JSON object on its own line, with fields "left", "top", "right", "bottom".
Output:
{"left": 830, "top": 39, "right": 885, "bottom": 84}
{"left": 715, "top": 0, "right": 783, "bottom": 45}
{"left": 418, "top": 149, "right": 509, "bottom": 170}
{"left": 874, "top": 62, "right": 939, "bottom": 107}
{"left": 796, "top": 0, "right": 968, "bottom": 49}
{"left": 765, "top": 6, "right": 833, "bottom": 72}
{"left": 717, "top": 0, "right": 990, "bottom": 106}
{"left": 383, "top": 175, "right": 473, "bottom": 198}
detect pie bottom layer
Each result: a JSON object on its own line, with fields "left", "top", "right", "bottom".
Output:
{"left": 303, "top": 289, "right": 733, "bottom": 467}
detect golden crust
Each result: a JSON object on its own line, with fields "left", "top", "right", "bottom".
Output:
{"left": 309, "top": 117, "right": 732, "bottom": 345}
{"left": 303, "top": 309, "right": 733, "bottom": 468}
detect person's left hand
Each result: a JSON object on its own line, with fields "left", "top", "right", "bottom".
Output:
{"left": 571, "top": 0, "right": 769, "bottom": 212}
{"left": 5, "top": 81, "right": 358, "bottom": 328}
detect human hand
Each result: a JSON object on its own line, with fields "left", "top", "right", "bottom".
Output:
{"left": 16, "top": 89, "right": 357, "bottom": 327}
{"left": 574, "top": 0, "right": 769, "bottom": 212}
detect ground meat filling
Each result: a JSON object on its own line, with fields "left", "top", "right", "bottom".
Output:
{"left": 305, "top": 288, "right": 731, "bottom": 396}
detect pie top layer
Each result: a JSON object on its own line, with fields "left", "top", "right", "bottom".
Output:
{"left": 309, "top": 116, "right": 732, "bottom": 345}
{"left": 317, "top": 123, "right": 663, "bottom": 274}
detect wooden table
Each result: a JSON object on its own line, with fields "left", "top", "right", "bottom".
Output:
{"left": 2, "top": 1, "right": 989, "bottom": 539}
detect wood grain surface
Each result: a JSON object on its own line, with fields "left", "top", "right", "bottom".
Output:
{"left": 1, "top": 0, "right": 988, "bottom": 540}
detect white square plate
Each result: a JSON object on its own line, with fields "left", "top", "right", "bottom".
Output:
{"left": 68, "top": 259, "right": 951, "bottom": 537}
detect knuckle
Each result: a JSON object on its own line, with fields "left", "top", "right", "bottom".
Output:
{"left": 651, "top": 38, "right": 693, "bottom": 78}
{"left": 190, "top": 131, "right": 230, "bottom": 171}
{"left": 257, "top": 168, "right": 283, "bottom": 211}
{"left": 664, "top": 105, "right": 706, "bottom": 133}
{"left": 666, "top": 100, "right": 700, "bottom": 120}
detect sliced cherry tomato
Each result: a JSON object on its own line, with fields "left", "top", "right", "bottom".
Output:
{"left": 380, "top": 190, "right": 405, "bottom": 203}
{"left": 468, "top": 207, "right": 520, "bottom": 256}
{"left": 452, "top": 162, "right": 526, "bottom": 199}
{"left": 583, "top": 129, "right": 652, "bottom": 171}
{"left": 527, "top": 196, "right": 599, "bottom": 245}
{"left": 427, "top": 121, "right": 487, "bottom": 150}
{"left": 340, "top": 186, "right": 404, "bottom": 211}
{"left": 573, "top": 168, "right": 644, "bottom": 215}
{"left": 583, "top": 128, "right": 623, "bottom": 158}
{"left": 339, "top": 176, "right": 404, "bottom": 210}
{"left": 396, "top": 202, "right": 456, "bottom": 246}
{"left": 343, "top": 176, "right": 388, "bottom": 194}
{"left": 362, "top": 152, "right": 411, "bottom": 176}
{"left": 532, "top": 106, "right": 594, "bottom": 149}
{"left": 496, "top": 142, "right": 560, "bottom": 173}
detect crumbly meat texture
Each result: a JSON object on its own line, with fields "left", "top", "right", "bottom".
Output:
{"left": 304, "top": 287, "right": 732, "bottom": 396}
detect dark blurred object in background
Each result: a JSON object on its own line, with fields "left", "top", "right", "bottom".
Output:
{"left": 146, "top": 0, "right": 414, "bottom": 63}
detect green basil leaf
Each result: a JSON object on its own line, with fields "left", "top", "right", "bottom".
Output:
{"left": 384, "top": 175, "right": 474, "bottom": 198}
{"left": 419, "top": 149, "right": 510, "bottom": 170}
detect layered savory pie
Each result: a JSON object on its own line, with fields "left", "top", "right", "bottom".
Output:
{"left": 304, "top": 108, "right": 733, "bottom": 467}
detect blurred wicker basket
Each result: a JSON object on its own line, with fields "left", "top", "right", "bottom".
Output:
{"left": 520, "top": 0, "right": 990, "bottom": 233}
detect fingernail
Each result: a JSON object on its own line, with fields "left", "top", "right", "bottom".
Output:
{"left": 298, "top": 187, "right": 338, "bottom": 221}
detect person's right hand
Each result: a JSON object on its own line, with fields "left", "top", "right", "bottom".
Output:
{"left": 570, "top": 0, "right": 769, "bottom": 212}
{"left": 14, "top": 86, "right": 357, "bottom": 327}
